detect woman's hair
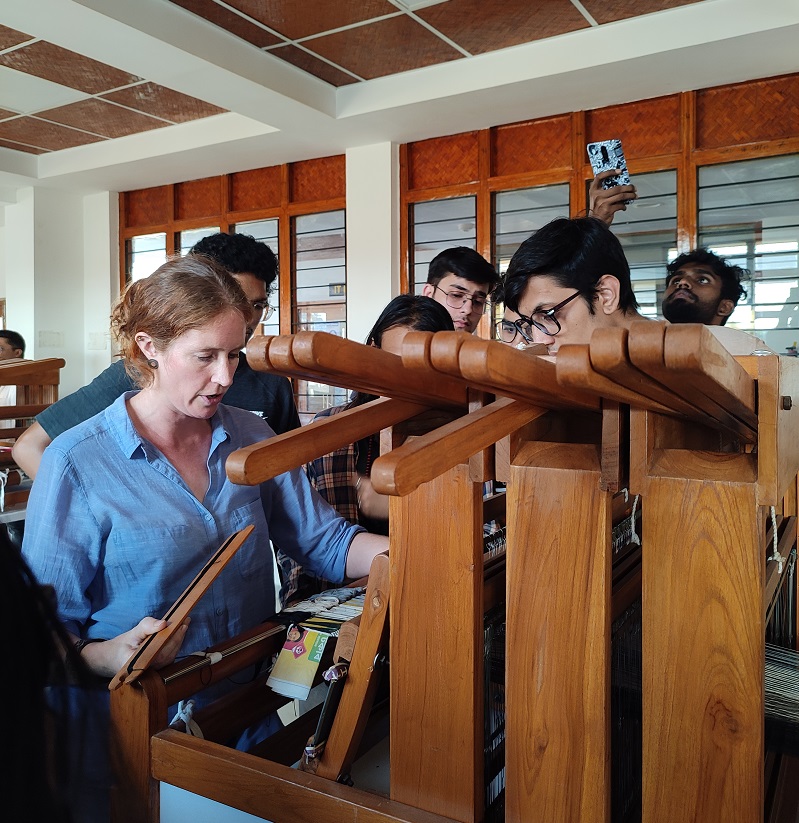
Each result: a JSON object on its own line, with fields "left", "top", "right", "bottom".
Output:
{"left": 365, "top": 293, "right": 455, "bottom": 347}
{"left": 111, "top": 254, "right": 251, "bottom": 387}
{"left": 352, "top": 294, "right": 454, "bottom": 407}
{"left": 2, "top": 530, "right": 88, "bottom": 821}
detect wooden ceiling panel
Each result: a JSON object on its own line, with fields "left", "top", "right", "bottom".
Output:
{"left": 0, "top": 116, "right": 104, "bottom": 151}
{"left": 417, "top": 0, "right": 590, "bottom": 55}
{"left": 305, "top": 16, "right": 462, "bottom": 80}
{"left": 166, "top": 0, "right": 282, "bottom": 47}
{"left": 0, "top": 0, "right": 728, "bottom": 158}
{"left": 101, "top": 83, "right": 226, "bottom": 122}
{"left": 224, "top": 0, "right": 397, "bottom": 41}
{"left": 0, "top": 136, "right": 45, "bottom": 154}
{"left": 581, "top": 0, "right": 704, "bottom": 25}
{"left": 0, "top": 40, "right": 141, "bottom": 94}
{"left": 0, "top": 24, "right": 34, "bottom": 50}
{"left": 38, "top": 99, "right": 169, "bottom": 139}
{"left": 266, "top": 45, "right": 358, "bottom": 87}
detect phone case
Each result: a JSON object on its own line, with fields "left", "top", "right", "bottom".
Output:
{"left": 587, "top": 139, "right": 632, "bottom": 193}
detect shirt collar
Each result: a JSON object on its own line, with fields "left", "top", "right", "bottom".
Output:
{"left": 112, "top": 391, "right": 231, "bottom": 460}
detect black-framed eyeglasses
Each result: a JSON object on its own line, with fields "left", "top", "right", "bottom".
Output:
{"left": 515, "top": 290, "right": 583, "bottom": 337}
{"left": 433, "top": 285, "right": 488, "bottom": 314}
{"left": 252, "top": 301, "right": 275, "bottom": 323}
{"left": 496, "top": 319, "right": 534, "bottom": 345}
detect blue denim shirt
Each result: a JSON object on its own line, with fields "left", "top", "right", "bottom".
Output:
{"left": 22, "top": 392, "right": 362, "bottom": 655}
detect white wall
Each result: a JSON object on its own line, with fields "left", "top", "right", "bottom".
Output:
{"left": 82, "top": 191, "right": 119, "bottom": 384}
{"left": 345, "top": 143, "right": 400, "bottom": 344}
{"left": 2, "top": 187, "right": 118, "bottom": 395}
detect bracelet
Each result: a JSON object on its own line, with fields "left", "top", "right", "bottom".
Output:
{"left": 74, "top": 637, "right": 102, "bottom": 655}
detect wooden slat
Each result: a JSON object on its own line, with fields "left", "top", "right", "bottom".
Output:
{"left": 371, "top": 397, "right": 546, "bottom": 497}
{"left": 626, "top": 321, "right": 757, "bottom": 442}
{"left": 401, "top": 331, "right": 599, "bottom": 411}
{"left": 247, "top": 333, "right": 467, "bottom": 408}
{"left": 556, "top": 342, "right": 675, "bottom": 414}
{"left": 390, "top": 463, "right": 483, "bottom": 821}
{"left": 0, "top": 357, "right": 65, "bottom": 384}
{"left": 111, "top": 669, "right": 168, "bottom": 823}
{"left": 152, "top": 730, "right": 458, "bottom": 823}
{"left": 226, "top": 397, "right": 432, "bottom": 485}
{"left": 662, "top": 324, "right": 757, "bottom": 427}
{"left": 315, "top": 553, "right": 390, "bottom": 781}
{"left": 505, "top": 442, "right": 611, "bottom": 823}
{"left": 291, "top": 332, "right": 467, "bottom": 408}
{"left": 740, "top": 353, "right": 799, "bottom": 506}
{"left": 641, "top": 469, "right": 762, "bottom": 823}
{"left": 588, "top": 326, "right": 727, "bottom": 428}
{"left": 110, "top": 526, "right": 255, "bottom": 690}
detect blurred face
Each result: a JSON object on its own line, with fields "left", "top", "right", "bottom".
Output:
{"left": 662, "top": 264, "right": 730, "bottom": 326}
{"left": 497, "top": 307, "right": 530, "bottom": 349}
{"left": 0, "top": 337, "right": 22, "bottom": 360}
{"left": 232, "top": 272, "right": 269, "bottom": 339}
{"left": 516, "top": 276, "right": 596, "bottom": 355}
{"left": 144, "top": 308, "right": 246, "bottom": 420}
{"left": 422, "top": 273, "right": 488, "bottom": 334}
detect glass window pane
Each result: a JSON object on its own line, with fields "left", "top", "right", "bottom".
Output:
{"left": 494, "top": 184, "right": 570, "bottom": 274}
{"left": 234, "top": 218, "right": 280, "bottom": 337}
{"left": 698, "top": 154, "right": 799, "bottom": 353}
{"left": 492, "top": 183, "right": 569, "bottom": 333}
{"left": 126, "top": 233, "right": 167, "bottom": 283}
{"left": 179, "top": 227, "right": 219, "bottom": 255}
{"left": 294, "top": 210, "right": 348, "bottom": 422}
{"left": 411, "top": 196, "right": 477, "bottom": 293}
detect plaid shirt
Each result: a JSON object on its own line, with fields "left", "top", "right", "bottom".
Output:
{"left": 278, "top": 402, "right": 377, "bottom": 604}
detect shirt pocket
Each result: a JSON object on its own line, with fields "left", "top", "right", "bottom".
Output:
{"left": 105, "top": 523, "right": 202, "bottom": 615}
{"left": 229, "top": 497, "right": 270, "bottom": 580}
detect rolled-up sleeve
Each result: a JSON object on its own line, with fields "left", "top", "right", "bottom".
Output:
{"left": 261, "top": 466, "right": 364, "bottom": 584}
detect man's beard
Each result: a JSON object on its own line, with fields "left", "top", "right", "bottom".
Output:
{"left": 662, "top": 294, "right": 718, "bottom": 324}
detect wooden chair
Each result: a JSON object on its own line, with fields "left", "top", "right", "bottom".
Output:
{"left": 0, "top": 357, "right": 65, "bottom": 507}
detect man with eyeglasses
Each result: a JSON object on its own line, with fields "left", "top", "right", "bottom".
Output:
{"left": 13, "top": 232, "right": 300, "bottom": 479}
{"left": 422, "top": 246, "right": 499, "bottom": 334}
{"left": 500, "top": 216, "right": 648, "bottom": 355}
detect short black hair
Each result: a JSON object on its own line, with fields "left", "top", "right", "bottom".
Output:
{"left": 190, "top": 232, "right": 278, "bottom": 292}
{"left": 502, "top": 216, "right": 639, "bottom": 315}
{"left": 0, "top": 330, "right": 25, "bottom": 355}
{"left": 666, "top": 248, "right": 748, "bottom": 306}
{"left": 427, "top": 247, "right": 499, "bottom": 290}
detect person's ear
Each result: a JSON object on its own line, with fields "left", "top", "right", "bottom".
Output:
{"left": 12, "top": 348, "right": 22, "bottom": 358}
{"left": 716, "top": 298, "right": 734, "bottom": 320}
{"left": 135, "top": 333, "right": 157, "bottom": 360}
{"left": 595, "top": 274, "right": 622, "bottom": 315}
{"left": 421, "top": 283, "right": 435, "bottom": 299}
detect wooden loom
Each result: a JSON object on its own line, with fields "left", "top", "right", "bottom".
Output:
{"left": 108, "top": 325, "right": 799, "bottom": 823}
{"left": 0, "top": 357, "right": 65, "bottom": 506}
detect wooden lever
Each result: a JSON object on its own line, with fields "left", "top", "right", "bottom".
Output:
{"left": 108, "top": 525, "right": 255, "bottom": 690}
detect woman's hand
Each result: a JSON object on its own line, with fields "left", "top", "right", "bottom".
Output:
{"left": 75, "top": 616, "right": 190, "bottom": 678}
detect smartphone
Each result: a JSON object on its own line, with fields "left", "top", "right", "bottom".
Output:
{"left": 587, "top": 139, "right": 633, "bottom": 202}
